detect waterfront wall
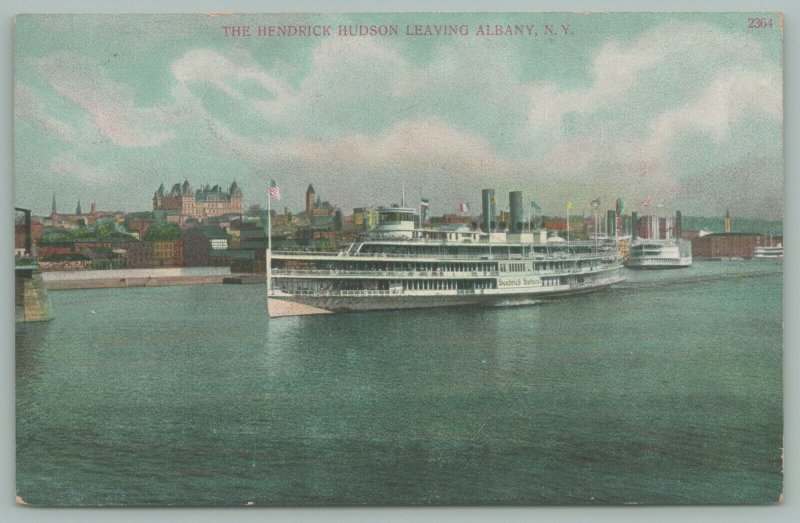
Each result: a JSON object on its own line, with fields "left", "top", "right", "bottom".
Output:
{"left": 15, "top": 270, "right": 52, "bottom": 322}
{"left": 41, "top": 267, "right": 235, "bottom": 290}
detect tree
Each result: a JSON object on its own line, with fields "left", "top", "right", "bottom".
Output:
{"left": 143, "top": 222, "right": 181, "bottom": 241}
{"left": 95, "top": 222, "right": 116, "bottom": 238}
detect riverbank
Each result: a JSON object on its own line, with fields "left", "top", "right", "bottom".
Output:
{"left": 41, "top": 267, "right": 264, "bottom": 290}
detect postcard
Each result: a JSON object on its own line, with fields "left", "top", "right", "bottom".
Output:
{"left": 14, "top": 12, "right": 783, "bottom": 506}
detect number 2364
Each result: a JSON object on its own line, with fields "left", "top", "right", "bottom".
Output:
{"left": 748, "top": 18, "right": 774, "bottom": 29}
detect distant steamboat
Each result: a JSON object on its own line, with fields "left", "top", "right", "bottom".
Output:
{"left": 267, "top": 207, "right": 625, "bottom": 317}
{"left": 625, "top": 214, "right": 692, "bottom": 269}
{"left": 625, "top": 240, "right": 692, "bottom": 269}
{"left": 752, "top": 244, "right": 783, "bottom": 259}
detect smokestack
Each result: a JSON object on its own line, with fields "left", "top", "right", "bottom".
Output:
{"left": 607, "top": 210, "right": 616, "bottom": 238}
{"left": 509, "top": 191, "right": 523, "bottom": 233}
{"left": 675, "top": 211, "right": 682, "bottom": 239}
{"left": 631, "top": 211, "right": 638, "bottom": 241}
{"left": 481, "top": 189, "right": 496, "bottom": 233}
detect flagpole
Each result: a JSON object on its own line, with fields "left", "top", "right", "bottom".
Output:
{"left": 527, "top": 206, "right": 531, "bottom": 234}
{"left": 566, "top": 202, "right": 570, "bottom": 250}
{"left": 267, "top": 184, "right": 272, "bottom": 296}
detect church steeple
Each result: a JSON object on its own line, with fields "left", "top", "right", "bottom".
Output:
{"left": 76, "top": 200, "right": 82, "bottom": 215}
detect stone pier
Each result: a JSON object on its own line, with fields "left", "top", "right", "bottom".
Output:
{"left": 15, "top": 265, "right": 53, "bottom": 322}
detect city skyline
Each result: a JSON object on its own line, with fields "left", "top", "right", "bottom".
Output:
{"left": 15, "top": 13, "right": 783, "bottom": 219}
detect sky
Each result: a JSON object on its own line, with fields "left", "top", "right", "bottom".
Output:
{"left": 13, "top": 12, "right": 783, "bottom": 219}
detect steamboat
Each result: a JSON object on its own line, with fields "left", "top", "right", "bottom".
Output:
{"left": 752, "top": 244, "right": 783, "bottom": 259}
{"left": 625, "top": 213, "right": 692, "bottom": 269}
{"left": 625, "top": 240, "right": 692, "bottom": 269}
{"left": 267, "top": 206, "right": 625, "bottom": 317}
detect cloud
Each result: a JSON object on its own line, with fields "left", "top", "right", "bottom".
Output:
{"left": 293, "top": 117, "right": 511, "bottom": 175}
{"left": 642, "top": 67, "right": 782, "bottom": 157}
{"left": 14, "top": 83, "right": 77, "bottom": 142}
{"left": 16, "top": 18, "right": 782, "bottom": 218}
{"left": 170, "top": 40, "right": 412, "bottom": 138}
{"left": 37, "top": 50, "right": 179, "bottom": 147}
{"left": 49, "top": 152, "right": 118, "bottom": 183}
{"left": 526, "top": 21, "right": 776, "bottom": 136}
{"left": 171, "top": 48, "right": 294, "bottom": 122}
{"left": 196, "top": 115, "right": 512, "bottom": 205}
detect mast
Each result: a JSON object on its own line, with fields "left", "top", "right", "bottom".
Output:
{"left": 566, "top": 201, "right": 572, "bottom": 250}
{"left": 267, "top": 183, "right": 272, "bottom": 296}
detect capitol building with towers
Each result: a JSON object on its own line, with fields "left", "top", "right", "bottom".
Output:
{"left": 153, "top": 180, "right": 243, "bottom": 221}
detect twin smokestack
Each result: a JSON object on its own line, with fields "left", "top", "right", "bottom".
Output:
{"left": 481, "top": 189, "right": 684, "bottom": 240}
{"left": 481, "top": 189, "right": 524, "bottom": 233}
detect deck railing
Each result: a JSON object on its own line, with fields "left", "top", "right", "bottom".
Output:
{"left": 271, "top": 274, "right": 624, "bottom": 298}
{"left": 272, "top": 250, "right": 618, "bottom": 261}
{"left": 271, "top": 264, "right": 617, "bottom": 278}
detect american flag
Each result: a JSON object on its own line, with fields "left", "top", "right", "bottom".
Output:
{"left": 268, "top": 179, "right": 280, "bottom": 200}
{"left": 640, "top": 197, "right": 651, "bottom": 207}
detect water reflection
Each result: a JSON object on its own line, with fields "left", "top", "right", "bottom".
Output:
{"left": 15, "top": 322, "right": 50, "bottom": 383}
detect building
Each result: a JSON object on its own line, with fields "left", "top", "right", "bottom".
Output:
{"left": 36, "top": 242, "right": 74, "bottom": 259}
{"left": 691, "top": 233, "right": 779, "bottom": 259}
{"left": 724, "top": 209, "right": 733, "bottom": 233}
{"left": 15, "top": 218, "right": 43, "bottom": 252}
{"left": 127, "top": 218, "right": 156, "bottom": 238}
{"left": 306, "top": 184, "right": 316, "bottom": 217}
{"left": 353, "top": 207, "right": 378, "bottom": 230}
{"left": 295, "top": 228, "right": 339, "bottom": 251}
{"left": 181, "top": 226, "right": 230, "bottom": 267}
{"left": 152, "top": 240, "right": 183, "bottom": 267}
{"left": 122, "top": 241, "right": 154, "bottom": 268}
{"left": 182, "top": 228, "right": 212, "bottom": 267}
{"left": 428, "top": 214, "right": 474, "bottom": 227}
{"left": 153, "top": 180, "right": 243, "bottom": 222}
{"left": 543, "top": 218, "right": 568, "bottom": 231}
{"left": 38, "top": 253, "right": 92, "bottom": 271}
{"left": 302, "top": 184, "right": 337, "bottom": 225}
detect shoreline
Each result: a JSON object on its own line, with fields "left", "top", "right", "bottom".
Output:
{"left": 41, "top": 268, "right": 265, "bottom": 290}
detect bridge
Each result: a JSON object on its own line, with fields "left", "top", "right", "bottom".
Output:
{"left": 15, "top": 207, "right": 52, "bottom": 322}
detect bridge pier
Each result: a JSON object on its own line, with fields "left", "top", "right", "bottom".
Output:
{"left": 15, "top": 207, "right": 53, "bottom": 322}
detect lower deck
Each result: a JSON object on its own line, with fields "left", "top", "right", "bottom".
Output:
{"left": 267, "top": 262, "right": 625, "bottom": 316}
{"left": 267, "top": 272, "right": 624, "bottom": 317}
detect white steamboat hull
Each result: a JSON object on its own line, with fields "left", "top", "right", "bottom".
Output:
{"left": 625, "top": 257, "right": 692, "bottom": 270}
{"left": 268, "top": 276, "right": 623, "bottom": 317}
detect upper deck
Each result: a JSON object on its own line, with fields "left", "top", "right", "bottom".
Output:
{"left": 271, "top": 204, "right": 622, "bottom": 263}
